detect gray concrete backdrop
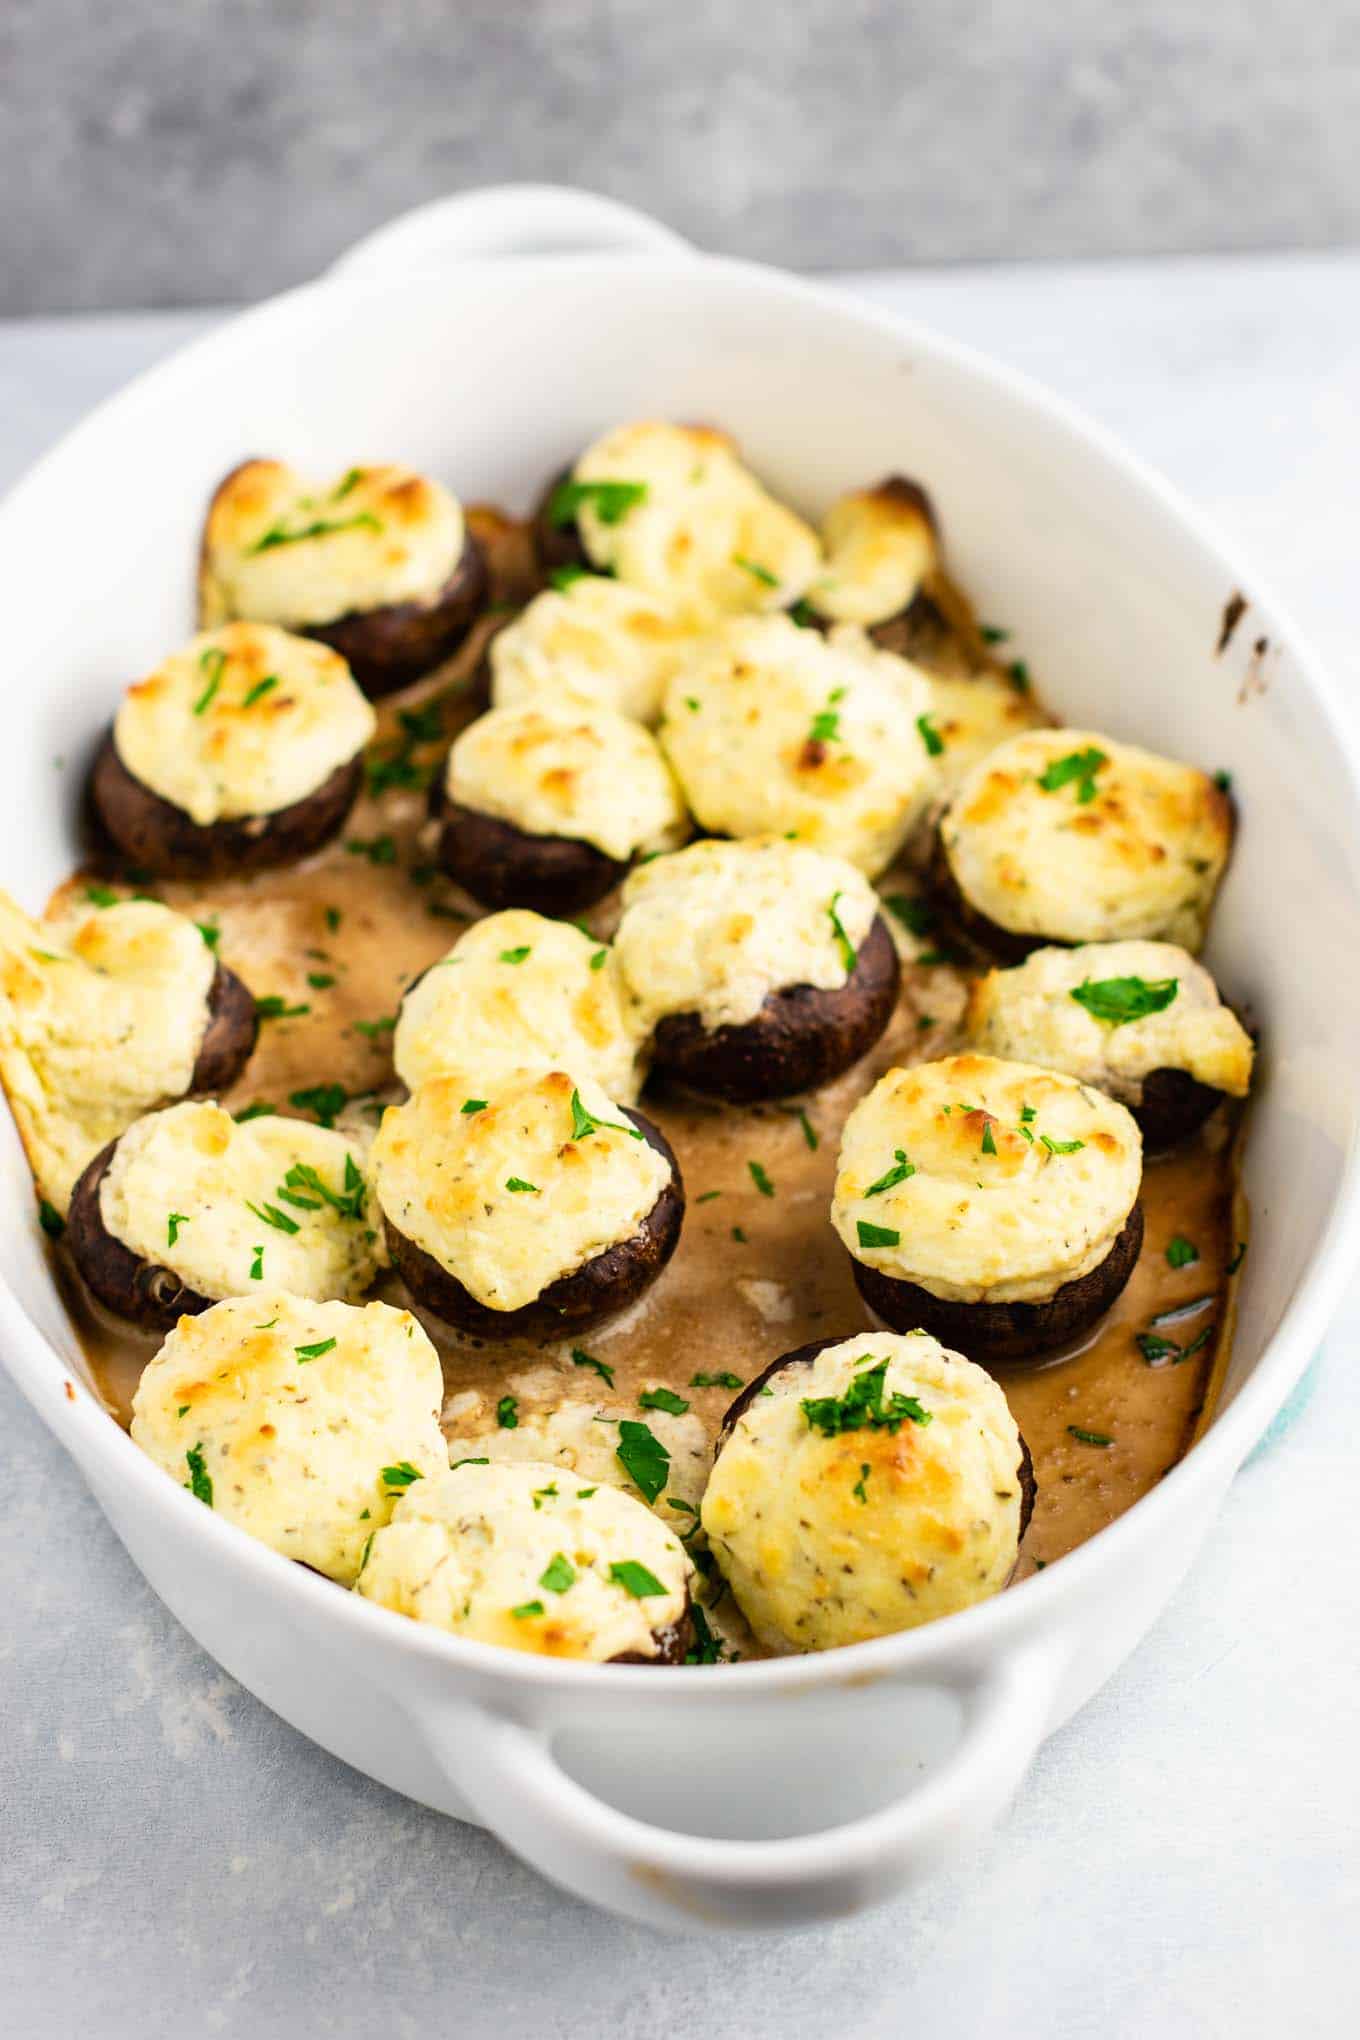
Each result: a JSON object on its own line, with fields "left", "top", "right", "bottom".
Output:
{"left": 3, "top": 0, "right": 1360, "bottom": 314}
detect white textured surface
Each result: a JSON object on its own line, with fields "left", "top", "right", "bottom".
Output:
{"left": 2, "top": 254, "right": 1358, "bottom": 2034}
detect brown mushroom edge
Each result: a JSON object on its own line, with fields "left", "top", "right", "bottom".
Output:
{"left": 650, "top": 912, "right": 900, "bottom": 1104}
{"left": 304, "top": 532, "right": 489, "bottom": 699}
{"left": 714, "top": 1333, "right": 1036, "bottom": 1544}
{"left": 609, "top": 1595, "right": 696, "bottom": 1666}
{"left": 431, "top": 785, "right": 630, "bottom": 917}
{"left": 849, "top": 1200, "right": 1145, "bottom": 1367}
{"left": 67, "top": 1138, "right": 215, "bottom": 1332}
{"left": 383, "top": 1108, "right": 684, "bottom": 1341}
{"left": 90, "top": 732, "right": 365, "bottom": 881}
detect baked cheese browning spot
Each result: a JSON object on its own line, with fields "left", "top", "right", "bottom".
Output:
{"left": 370, "top": 1069, "right": 672, "bottom": 1312}
{"left": 393, "top": 910, "right": 649, "bottom": 1102}
{"left": 660, "top": 616, "right": 939, "bottom": 873}
{"left": 98, "top": 1101, "right": 383, "bottom": 1304}
{"left": 355, "top": 1458, "right": 692, "bottom": 1660}
{"left": 832, "top": 1053, "right": 1142, "bottom": 1304}
{"left": 199, "top": 460, "right": 466, "bottom": 631}
{"left": 129, "top": 1294, "right": 446, "bottom": 1583}
{"left": 940, "top": 727, "right": 1234, "bottom": 949}
{"left": 0, "top": 891, "right": 218, "bottom": 1214}
{"left": 445, "top": 701, "right": 690, "bottom": 864}
{"left": 808, "top": 479, "right": 939, "bottom": 627}
{"left": 568, "top": 422, "right": 822, "bottom": 625}
{"left": 965, "top": 941, "right": 1254, "bottom": 1105}
{"left": 701, "top": 1334, "right": 1025, "bottom": 1651}
{"left": 613, "top": 836, "right": 881, "bottom": 1035}
{"left": 489, "top": 575, "right": 695, "bottom": 727}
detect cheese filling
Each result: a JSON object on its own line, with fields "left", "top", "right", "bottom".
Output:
{"left": 99, "top": 1101, "right": 382, "bottom": 1302}
{"left": 568, "top": 422, "right": 821, "bottom": 626}
{"left": 114, "top": 623, "right": 376, "bottom": 826}
{"left": 457, "top": 1394, "right": 711, "bottom": 1515}
{"left": 370, "top": 1069, "right": 672, "bottom": 1311}
{"left": 919, "top": 672, "right": 1049, "bottom": 803}
{"left": 940, "top": 727, "right": 1233, "bottom": 950}
{"left": 489, "top": 575, "right": 693, "bottom": 727}
{"left": 199, "top": 460, "right": 466, "bottom": 630}
{"left": 809, "top": 480, "right": 938, "bottom": 627}
{"left": 0, "top": 892, "right": 217, "bottom": 1214}
{"left": 965, "top": 940, "right": 1254, "bottom": 1104}
{"left": 446, "top": 701, "right": 690, "bottom": 864}
{"left": 613, "top": 837, "right": 880, "bottom": 1034}
{"left": 701, "top": 1333, "right": 1025, "bottom": 1651}
{"left": 394, "top": 910, "right": 648, "bottom": 1103}
{"left": 130, "top": 1293, "right": 447, "bottom": 1584}
{"left": 660, "top": 617, "right": 939, "bottom": 874}
{"left": 832, "top": 1052, "right": 1143, "bottom": 1304}
{"left": 356, "top": 1459, "right": 691, "bottom": 1661}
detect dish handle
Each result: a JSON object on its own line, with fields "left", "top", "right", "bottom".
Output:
{"left": 327, "top": 183, "right": 693, "bottom": 284}
{"left": 426, "top": 1646, "right": 1057, "bottom": 1931}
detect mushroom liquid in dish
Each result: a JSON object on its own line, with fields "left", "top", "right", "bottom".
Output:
{"left": 7, "top": 441, "right": 1249, "bottom": 1666}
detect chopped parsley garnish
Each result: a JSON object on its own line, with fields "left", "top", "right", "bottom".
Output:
{"left": 241, "top": 674, "right": 279, "bottom": 709}
{"left": 1226, "top": 1241, "right": 1248, "bottom": 1275}
{"left": 1135, "top": 1330, "right": 1180, "bottom": 1365}
{"left": 691, "top": 1370, "right": 744, "bottom": 1389}
{"left": 589, "top": 946, "right": 608, "bottom": 970}
{"left": 685, "top": 1601, "right": 726, "bottom": 1665}
{"left": 460, "top": 1097, "right": 488, "bottom": 1115}
{"left": 324, "top": 906, "right": 343, "bottom": 932}
{"left": 793, "top": 1108, "right": 818, "bottom": 1151}
{"left": 787, "top": 598, "right": 817, "bottom": 628}
{"left": 1173, "top": 1324, "right": 1214, "bottom": 1364}
{"left": 980, "top": 624, "right": 1010, "bottom": 644}
{"left": 193, "top": 647, "right": 226, "bottom": 716}
{"left": 352, "top": 1015, "right": 396, "bottom": 1038}
{"left": 807, "top": 697, "right": 842, "bottom": 745}
{"left": 884, "top": 893, "right": 933, "bottom": 937}
{"left": 511, "top": 1600, "right": 544, "bottom": 1620}
{"left": 748, "top": 1160, "right": 775, "bottom": 1198}
{"left": 332, "top": 467, "right": 364, "bottom": 500}
{"left": 249, "top": 1244, "right": 264, "bottom": 1280}
{"left": 547, "top": 478, "right": 649, "bottom": 527}
{"left": 916, "top": 711, "right": 944, "bottom": 757}
{"left": 801, "top": 1357, "right": 932, "bottom": 1437}
{"left": 1070, "top": 976, "right": 1179, "bottom": 1025}
{"left": 234, "top": 1102, "right": 278, "bottom": 1123}
{"left": 307, "top": 971, "right": 336, "bottom": 990}
{"left": 166, "top": 1212, "right": 189, "bottom": 1248}
{"left": 248, "top": 510, "right": 382, "bottom": 554}
{"left": 84, "top": 883, "right": 120, "bottom": 907}
{"left": 733, "top": 555, "right": 779, "bottom": 588}
{"left": 196, "top": 920, "right": 221, "bottom": 952}
{"left": 450, "top": 1456, "right": 490, "bottom": 1470}
{"left": 345, "top": 834, "right": 397, "bottom": 865}
{"left": 281, "top": 1155, "right": 367, "bottom": 1223}
{"left": 550, "top": 563, "right": 589, "bottom": 590}
{"left": 496, "top": 1396, "right": 519, "bottom": 1429}
{"left": 639, "top": 1386, "right": 690, "bottom": 1416}
{"left": 615, "top": 1418, "right": 669, "bottom": 1503}
{"left": 289, "top": 1083, "right": 347, "bottom": 1128}
{"left": 1007, "top": 659, "right": 1031, "bottom": 692}
{"left": 499, "top": 945, "right": 531, "bottom": 965}
{"left": 1067, "top": 1426, "right": 1114, "bottom": 1447}
{"left": 254, "top": 995, "right": 310, "bottom": 1021}
{"left": 531, "top": 1482, "right": 559, "bottom": 1510}
{"left": 684, "top": 696, "right": 701, "bottom": 713}
{"left": 246, "top": 1199, "right": 300, "bottom": 1235}
{"left": 571, "top": 1347, "right": 615, "bottom": 1387}
{"left": 505, "top": 1177, "right": 539, "bottom": 1194}
{"left": 1037, "top": 745, "right": 1107, "bottom": 802}
{"left": 731, "top": 1225, "right": 748, "bottom": 1243}
{"left": 864, "top": 1149, "right": 914, "bottom": 1197}
{"left": 37, "top": 1199, "right": 64, "bottom": 1240}
{"left": 695, "top": 1189, "right": 722, "bottom": 1203}
{"left": 382, "top": 1461, "right": 423, "bottom": 1488}
{"left": 540, "top": 1553, "right": 576, "bottom": 1594}
{"left": 184, "top": 1443, "right": 213, "bottom": 1507}
{"left": 827, "top": 891, "right": 857, "bottom": 973}
{"left": 569, "top": 1088, "right": 643, "bottom": 1142}
{"left": 609, "top": 1559, "right": 667, "bottom": 1598}
{"left": 857, "top": 1219, "right": 900, "bottom": 1249}
{"left": 1214, "top": 769, "right": 1232, "bottom": 793}
{"left": 1040, "top": 1134, "right": 1086, "bottom": 1156}
{"left": 980, "top": 1121, "right": 997, "bottom": 1156}
{"left": 853, "top": 1463, "right": 871, "bottom": 1504}
{"left": 1166, "top": 1234, "right": 1199, "bottom": 1270}
{"left": 295, "top": 1337, "right": 336, "bottom": 1362}
{"left": 355, "top": 1532, "right": 374, "bottom": 1578}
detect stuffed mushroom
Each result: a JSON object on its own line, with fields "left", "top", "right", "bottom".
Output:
{"left": 0, "top": 890, "right": 256, "bottom": 1219}
{"left": 393, "top": 909, "right": 649, "bottom": 1103}
{"left": 533, "top": 421, "right": 821, "bottom": 627}
{"left": 91, "top": 623, "right": 375, "bottom": 878}
{"left": 831, "top": 1053, "right": 1144, "bottom": 1365}
{"left": 612, "top": 837, "right": 900, "bottom": 1102}
{"left": 435, "top": 701, "right": 690, "bottom": 916}
{"left": 489, "top": 573, "right": 692, "bottom": 727}
{"left": 130, "top": 1292, "right": 448, "bottom": 1583}
{"left": 67, "top": 1100, "right": 382, "bottom": 1331}
{"left": 966, "top": 940, "right": 1254, "bottom": 1150}
{"left": 659, "top": 615, "right": 939, "bottom": 874}
{"left": 198, "top": 459, "right": 487, "bottom": 697}
{"left": 356, "top": 1458, "right": 695, "bottom": 1663}
{"left": 805, "top": 477, "right": 939, "bottom": 630}
{"left": 701, "top": 1331, "right": 1033, "bottom": 1651}
{"left": 937, "top": 727, "right": 1234, "bottom": 959}
{"left": 371, "top": 1068, "right": 684, "bottom": 1339}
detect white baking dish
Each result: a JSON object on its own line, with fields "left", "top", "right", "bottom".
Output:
{"left": 2, "top": 185, "right": 1358, "bottom": 1933}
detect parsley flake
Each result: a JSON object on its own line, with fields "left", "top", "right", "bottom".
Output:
{"left": 827, "top": 891, "right": 857, "bottom": 973}
{"left": 295, "top": 1337, "right": 336, "bottom": 1362}
{"left": 1166, "top": 1234, "right": 1199, "bottom": 1270}
{"left": 615, "top": 1419, "right": 669, "bottom": 1502}
{"left": 540, "top": 1553, "right": 576, "bottom": 1594}
{"left": 1038, "top": 746, "right": 1107, "bottom": 803}
{"left": 856, "top": 1219, "right": 901, "bottom": 1249}
{"left": 184, "top": 1443, "right": 213, "bottom": 1507}
{"left": 802, "top": 1358, "right": 931, "bottom": 1437}
{"left": 865, "top": 1149, "right": 914, "bottom": 1197}
{"left": 548, "top": 478, "right": 649, "bottom": 527}
{"left": 381, "top": 1462, "right": 423, "bottom": 1489}
{"left": 496, "top": 1396, "right": 519, "bottom": 1430}
{"left": 166, "top": 1212, "right": 189, "bottom": 1248}
{"left": 639, "top": 1386, "right": 690, "bottom": 1416}
{"left": 609, "top": 1559, "right": 667, "bottom": 1598}
{"left": 916, "top": 711, "right": 944, "bottom": 757}
{"left": 1071, "top": 976, "right": 1179, "bottom": 1025}
{"left": 748, "top": 1160, "right": 775, "bottom": 1198}
{"left": 571, "top": 1347, "right": 615, "bottom": 1386}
